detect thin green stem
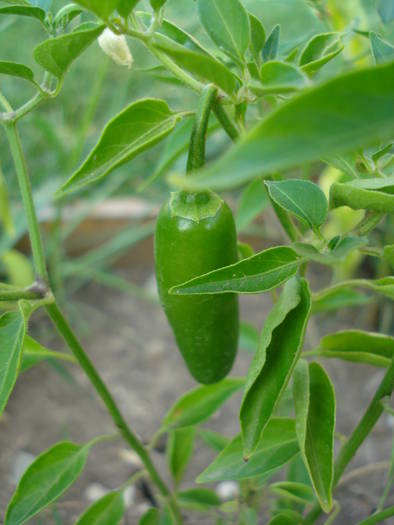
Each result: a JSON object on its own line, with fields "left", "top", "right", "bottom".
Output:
{"left": 45, "top": 302, "right": 183, "bottom": 524}
{"left": 187, "top": 84, "right": 218, "bottom": 173}
{"left": 213, "top": 101, "right": 240, "bottom": 141}
{"left": 0, "top": 288, "right": 45, "bottom": 302}
{"left": 3, "top": 122, "right": 49, "bottom": 282}
{"left": 0, "top": 91, "right": 13, "bottom": 113}
{"left": 313, "top": 278, "right": 384, "bottom": 302}
{"left": 302, "top": 354, "right": 394, "bottom": 524}
{"left": 355, "top": 506, "right": 394, "bottom": 525}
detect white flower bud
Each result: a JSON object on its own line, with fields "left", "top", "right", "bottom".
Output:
{"left": 98, "top": 28, "right": 133, "bottom": 68}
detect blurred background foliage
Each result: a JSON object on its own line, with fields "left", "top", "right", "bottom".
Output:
{"left": 0, "top": 0, "right": 393, "bottom": 303}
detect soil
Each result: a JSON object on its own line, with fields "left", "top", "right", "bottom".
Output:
{"left": 0, "top": 258, "right": 393, "bottom": 525}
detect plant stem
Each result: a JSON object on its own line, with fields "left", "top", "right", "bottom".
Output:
{"left": 187, "top": 84, "right": 218, "bottom": 173}
{"left": 45, "top": 303, "right": 182, "bottom": 523}
{"left": 3, "top": 122, "right": 49, "bottom": 283}
{"left": 213, "top": 101, "right": 240, "bottom": 141}
{"left": 313, "top": 278, "right": 386, "bottom": 301}
{"left": 0, "top": 288, "right": 45, "bottom": 301}
{"left": 5, "top": 112, "right": 182, "bottom": 524}
{"left": 302, "top": 354, "right": 394, "bottom": 524}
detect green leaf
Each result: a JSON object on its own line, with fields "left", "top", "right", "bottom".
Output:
{"left": 357, "top": 505, "right": 394, "bottom": 525}
{"left": 0, "top": 5, "right": 46, "bottom": 25}
{"left": 73, "top": 0, "right": 118, "bottom": 20}
{"left": 312, "top": 287, "right": 370, "bottom": 314}
{"left": 197, "top": 0, "right": 250, "bottom": 62}
{"left": 170, "top": 246, "right": 302, "bottom": 295}
{"left": 293, "top": 361, "right": 335, "bottom": 513}
{"left": 0, "top": 308, "right": 26, "bottom": 416}
{"left": 118, "top": 0, "right": 139, "bottom": 17}
{"left": 378, "top": 0, "right": 394, "bottom": 24}
{"left": 21, "top": 335, "right": 76, "bottom": 372}
{"left": 270, "top": 481, "right": 315, "bottom": 505}
{"left": 239, "top": 322, "right": 259, "bottom": 353}
{"left": 313, "top": 330, "right": 394, "bottom": 367}
{"left": 139, "top": 508, "right": 160, "bottom": 525}
{"left": 330, "top": 175, "right": 394, "bottom": 213}
{"left": 266, "top": 512, "right": 302, "bottom": 525}
{"left": 197, "top": 418, "right": 299, "bottom": 483}
{"left": 236, "top": 178, "right": 268, "bottom": 231}
{"left": 33, "top": 24, "right": 104, "bottom": 79}
{"left": 2, "top": 250, "right": 34, "bottom": 287}
{"left": 178, "top": 488, "right": 221, "bottom": 511}
{"left": 262, "top": 24, "right": 280, "bottom": 62}
{"left": 5, "top": 440, "right": 95, "bottom": 525}
{"left": 153, "top": 33, "right": 238, "bottom": 95}
{"left": 75, "top": 491, "right": 125, "bottom": 525}
{"left": 370, "top": 32, "right": 394, "bottom": 63}
{"left": 59, "top": 99, "right": 181, "bottom": 195}
{"left": 170, "top": 63, "right": 394, "bottom": 191}
{"left": 293, "top": 236, "right": 368, "bottom": 266}
{"left": 249, "top": 13, "right": 265, "bottom": 59}
{"left": 299, "top": 32, "right": 343, "bottom": 75}
{"left": 139, "top": 118, "right": 194, "bottom": 191}
{"left": 240, "top": 278, "right": 311, "bottom": 457}
{"left": 53, "top": 3, "right": 83, "bottom": 28}
{"left": 0, "top": 61, "right": 38, "bottom": 87}
{"left": 259, "top": 61, "right": 307, "bottom": 93}
{"left": 167, "top": 427, "right": 195, "bottom": 485}
{"left": 162, "top": 378, "right": 244, "bottom": 430}
{"left": 265, "top": 179, "right": 328, "bottom": 230}
{"left": 199, "top": 429, "right": 230, "bottom": 452}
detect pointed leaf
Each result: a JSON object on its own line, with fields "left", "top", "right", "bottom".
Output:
{"left": 21, "top": 335, "right": 76, "bottom": 372}
{"left": 170, "top": 63, "right": 394, "bottom": 191}
{"left": 167, "top": 427, "right": 195, "bottom": 485}
{"left": 197, "top": 418, "right": 298, "bottom": 483}
{"left": 33, "top": 24, "right": 104, "bottom": 78}
{"left": 170, "top": 246, "right": 302, "bottom": 296}
{"left": 299, "top": 32, "right": 342, "bottom": 74}
{"left": 378, "top": 0, "right": 394, "bottom": 24}
{"left": 267, "top": 512, "right": 302, "bottom": 525}
{"left": 0, "top": 61, "right": 38, "bottom": 87}
{"left": 370, "top": 32, "right": 394, "bottom": 63}
{"left": 312, "top": 287, "right": 370, "bottom": 314}
{"left": 197, "top": 0, "right": 250, "bottom": 62}
{"left": 262, "top": 24, "right": 280, "bottom": 62}
{"left": 293, "top": 361, "right": 335, "bottom": 512}
{"left": 139, "top": 508, "right": 160, "bottom": 524}
{"left": 162, "top": 378, "right": 244, "bottom": 430}
{"left": 73, "top": 0, "right": 118, "bottom": 20}
{"left": 265, "top": 179, "right": 328, "bottom": 230}
{"left": 59, "top": 99, "right": 181, "bottom": 194}
{"left": 314, "top": 330, "right": 394, "bottom": 368}
{"left": 249, "top": 13, "right": 265, "bottom": 58}
{"left": 330, "top": 175, "right": 394, "bottom": 213}
{"left": 199, "top": 429, "right": 230, "bottom": 452}
{"left": 260, "top": 61, "right": 307, "bottom": 93}
{"left": 5, "top": 440, "right": 95, "bottom": 525}
{"left": 153, "top": 33, "right": 238, "bottom": 95}
{"left": 0, "top": 5, "right": 46, "bottom": 24}
{"left": 270, "top": 481, "right": 315, "bottom": 505}
{"left": 0, "top": 308, "right": 26, "bottom": 415}
{"left": 75, "top": 491, "right": 125, "bottom": 525}
{"left": 235, "top": 179, "right": 269, "bottom": 231}
{"left": 240, "top": 278, "right": 311, "bottom": 457}
{"left": 178, "top": 488, "right": 221, "bottom": 511}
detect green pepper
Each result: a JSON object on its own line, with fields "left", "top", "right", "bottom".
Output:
{"left": 155, "top": 189, "right": 239, "bottom": 384}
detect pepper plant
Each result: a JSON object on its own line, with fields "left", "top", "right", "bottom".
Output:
{"left": 0, "top": 0, "right": 393, "bottom": 524}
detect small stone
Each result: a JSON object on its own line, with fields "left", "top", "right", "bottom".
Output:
{"left": 85, "top": 483, "right": 109, "bottom": 502}
{"left": 216, "top": 481, "right": 239, "bottom": 502}
{"left": 123, "top": 485, "right": 136, "bottom": 507}
{"left": 118, "top": 448, "right": 144, "bottom": 468}
{"left": 10, "top": 451, "right": 36, "bottom": 484}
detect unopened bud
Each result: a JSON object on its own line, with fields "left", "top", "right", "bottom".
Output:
{"left": 98, "top": 28, "right": 133, "bottom": 68}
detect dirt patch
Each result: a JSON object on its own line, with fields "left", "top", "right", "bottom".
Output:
{"left": 0, "top": 265, "right": 392, "bottom": 524}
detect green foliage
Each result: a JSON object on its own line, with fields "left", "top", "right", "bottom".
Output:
{"left": 0, "top": 0, "right": 393, "bottom": 524}
{"left": 5, "top": 440, "right": 96, "bottom": 525}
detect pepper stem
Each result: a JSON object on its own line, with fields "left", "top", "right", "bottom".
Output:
{"left": 187, "top": 84, "right": 218, "bottom": 173}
